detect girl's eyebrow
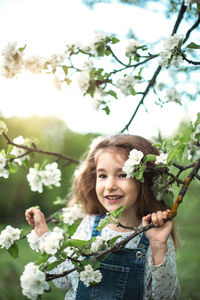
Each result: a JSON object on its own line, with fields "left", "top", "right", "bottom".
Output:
{"left": 96, "top": 168, "right": 123, "bottom": 172}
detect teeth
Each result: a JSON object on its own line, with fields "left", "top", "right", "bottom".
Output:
{"left": 107, "top": 196, "right": 121, "bottom": 200}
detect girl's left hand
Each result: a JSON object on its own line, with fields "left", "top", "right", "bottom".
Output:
{"left": 142, "top": 209, "right": 173, "bottom": 247}
{"left": 142, "top": 209, "right": 173, "bottom": 265}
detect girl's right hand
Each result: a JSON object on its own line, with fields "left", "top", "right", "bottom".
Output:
{"left": 25, "top": 207, "right": 49, "bottom": 237}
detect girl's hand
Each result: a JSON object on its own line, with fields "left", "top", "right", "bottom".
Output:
{"left": 142, "top": 209, "right": 173, "bottom": 265}
{"left": 25, "top": 207, "right": 49, "bottom": 237}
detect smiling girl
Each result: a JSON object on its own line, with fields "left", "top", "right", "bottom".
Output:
{"left": 26, "top": 134, "right": 180, "bottom": 300}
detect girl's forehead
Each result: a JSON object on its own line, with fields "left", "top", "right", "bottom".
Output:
{"left": 95, "top": 148, "right": 127, "bottom": 164}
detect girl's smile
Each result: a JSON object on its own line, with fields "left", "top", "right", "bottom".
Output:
{"left": 95, "top": 149, "right": 141, "bottom": 227}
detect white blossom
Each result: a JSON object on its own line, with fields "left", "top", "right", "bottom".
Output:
{"left": 0, "top": 153, "right": 6, "bottom": 169}
{"left": 27, "top": 168, "right": 43, "bottom": 193}
{"left": 0, "top": 42, "right": 24, "bottom": 78}
{"left": 41, "top": 162, "right": 61, "bottom": 187}
{"left": 0, "top": 225, "right": 21, "bottom": 249}
{"left": 116, "top": 75, "right": 138, "bottom": 96}
{"left": 125, "top": 39, "right": 142, "bottom": 57}
{"left": 0, "top": 121, "right": 8, "bottom": 134}
{"left": 155, "top": 152, "right": 168, "bottom": 165}
{"left": 24, "top": 56, "right": 44, "bottom": 74}
{"left": 83, "top": 60, "right": 94, "bottom": 70}
{"left": 27, "top": 230, "right": 40, "bottom": 252}
{"left": 79, "top": 265, "right": 102, "bottom": 287}
{"left": 10, "top": 136, "right": 28, "bottom": 165}
{"left": 0, "top": 153, "right": 8, "bottom": 179}
{"left": 45, "top": 53, "right": 65, "bottom": 72}
{"left": 0, "top": 168, "right": 9, "bottom": 178}
{"left": 27, "top": 163, "right": 61, "bottom": 193}
{"left": 165, "top": 88, "right": 181, "bottom": 104}
{"left": 184, "top": 0, "right": 200, "bottom": 6}
{"left": 77, "top": 70, "right": 91, "bottom": 92}
{"left": 39, "top": 229, "right": 64, "bottom": 255}
{"left": 163, "top": 34, "right": 184, "bottom": 51}
{"left": 62, "top": 204, "right": 85, "bottom": 226}
{"left": 122, "top": 149, "right": 144, "bottom": 178}
{"left": 20, "top": 262, "right": 49, "bottom": 300}
{"left": 0, "top": 153, "right": 9, "bottom": 178}
{"left": 158, "top": 34, "right": 184, "bottom": 68}
{"left": 91, "top": 33, "right": 108, "bottom": 56}
{"left": 90, "top": 236, "right": 105, "bottom": 252}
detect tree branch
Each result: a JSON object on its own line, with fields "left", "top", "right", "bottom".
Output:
{"left": 3, "top": 132, "right": 79, "bottom": 165}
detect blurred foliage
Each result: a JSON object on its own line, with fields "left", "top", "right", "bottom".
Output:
{"left": 82, "top": 0, "right": 199, "bottom": 19}
{"left": 0, "top": 116, "right": 98, "bottom": 224}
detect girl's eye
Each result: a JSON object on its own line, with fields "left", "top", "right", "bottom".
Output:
{"left": 98, "top": 174, "right": 107, "bottom": 178}
{"left": 119, "top": 173, "right": 127, "bottom": 178}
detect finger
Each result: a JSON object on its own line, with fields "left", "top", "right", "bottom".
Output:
{"left": 151, "top": 212, "right": 159, "bottom": 227}
{"left": 157, "top": 211, "right": 164, "bottom": 226}
{"left": 142, "top": 214, "right": 151, "bottom": 227}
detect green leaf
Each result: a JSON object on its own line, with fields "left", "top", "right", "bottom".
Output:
{"left": 0, "top": 149, "right": 6, "bottom": 156}
{"left": 131, "top": 88, "right": 136, "bottom": 96}
{"left": 68, "top": 239, "right": 90, "bottom": 247}
{"left": 18, "top": 45, "right": 26, "bottom": 52}
{"left": 134, "top": 55, "right": 140, "bottom": 62}
{"left": 22, "top": 159, "right": 29, "bottom": 168}
{"left": 102, "top": 106, "right": 110, "bottom": 115}
{"left": 135, "top": 168, "right": 144, "bottom": 182}
{"left": 111, "top": 37, "right": 120, "bottom": 44}
{"left": 46, "top": 259, "right": 65, "bottom": 271}
{"left": 7, "top": 145, "right": 14, "bottom": 154}
{"left": 62, "top": 65, "right": 68, "bottom": 75}
{"left": 33, "top": 162, "right": 40, "bottom": 170}
{"left": 9, "top": 164, "right": 18, "bottom": 173}
{"left": 86, "top": 83, "right": 95, "bottom": 97}
{"left": 107, "top": 235, "right": 121, "bottom": 247}
{"left": 96, "top": 217, "right": 111, "bottom": 231}
{"left": 111, "top": 206, "right": 125, "bottom": 218}
{"left": 143, "top": 154, "right": 156, "bottom": 163}
{"left": 187, "top": 42, "right": 200, "bottom": 49}
{"left": 8, "top": 243, "right": 19, "bottom": 259}
{"left": 53, "top": 196, "right": 67, "bottom": 206}
{"left": 167, "top": 148, "right": 178, "bottom": 163}
{"left": 35, "top": 253, "right": 51, "bottom": 265}
{"left": 67, "top": 219, "right": 82, "bottom": 236}
{"left": 107, "top": 90, "right": 117, "bottom": 99}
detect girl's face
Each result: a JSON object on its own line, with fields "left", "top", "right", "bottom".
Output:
{"left": 95, "top": 149, "right": 140, "bottom": 221}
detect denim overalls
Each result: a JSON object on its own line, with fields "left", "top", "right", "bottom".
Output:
{"left": 76, "top": 215, "right": 149, "bottom": 300}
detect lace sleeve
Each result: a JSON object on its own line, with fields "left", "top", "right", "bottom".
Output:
{"left": 149, "top": 236, "right": 181, "bottom": 300}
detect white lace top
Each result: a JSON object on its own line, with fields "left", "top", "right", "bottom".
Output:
{"left": 46, "top": 215, "right": 180, "bottom": 300}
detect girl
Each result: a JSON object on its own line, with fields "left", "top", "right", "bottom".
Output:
{"left": 26, "top": 134, "right": 180, "bottom": 300}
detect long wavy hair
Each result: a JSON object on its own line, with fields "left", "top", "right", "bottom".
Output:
{"left": 69, "top": 134, "right": 176, "bottom": 242}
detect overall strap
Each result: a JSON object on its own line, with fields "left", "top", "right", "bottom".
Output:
{"left": 91, "top": 215, "right": 106, "bottom": 239}
{"left": 137, "top": 232, "right": 149, "bottom": 250}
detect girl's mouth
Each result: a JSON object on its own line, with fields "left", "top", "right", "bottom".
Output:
{"left": 105, "top": 195, "right": 123, "bottom": 203}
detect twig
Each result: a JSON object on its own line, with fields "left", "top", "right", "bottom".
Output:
{"left": 3, "top": 132, "right": 79, "bottom": 165}
{"left": 181, "top": 52, "right": 200, "bottom": 65}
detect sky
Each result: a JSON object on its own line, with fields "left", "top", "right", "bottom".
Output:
{"left": 0, "top": 0, "right": 198, "bottom": 139}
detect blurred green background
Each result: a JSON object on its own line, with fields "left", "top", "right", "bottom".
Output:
{"left": 0, "top": 116, "right": 199, "bottom": 300}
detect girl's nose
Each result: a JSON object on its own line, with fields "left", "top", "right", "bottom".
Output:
{"left": 106, "top": 177, "right": 117, "bottom": 191}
